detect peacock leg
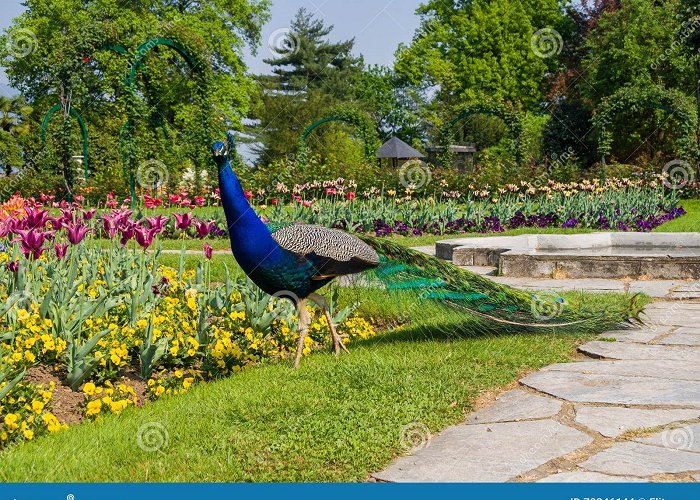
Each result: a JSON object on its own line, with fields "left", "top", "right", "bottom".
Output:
{"left": 308, "top": 292, "right": 349, "bottom": 356}
{"left": 293, "top": 299, "right": 311, "bottom": 368}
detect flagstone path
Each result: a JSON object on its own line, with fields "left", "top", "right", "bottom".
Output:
{"left": 373, "top": 291, "right": 700, "bottom": 482}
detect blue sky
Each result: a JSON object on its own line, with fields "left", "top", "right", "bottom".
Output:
{"left": 0, "top": 0, "right": 423, "bottom": 94}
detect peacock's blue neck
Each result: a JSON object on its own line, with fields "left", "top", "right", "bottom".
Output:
{"left": 218, "top": 160, "right": 283, "bottom": 271}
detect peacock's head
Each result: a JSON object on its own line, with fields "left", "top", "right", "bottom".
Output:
{"left": 211, "top": 140, "right": 228, "bottom": 168}
{"left": 211, "top": 131, "right": 236, "bottom": 168}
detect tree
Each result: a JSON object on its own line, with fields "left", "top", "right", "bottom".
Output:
{"left": 0, "top": 96, "right": 32, "bottom": 176}
{"left": 0, "top": 0, "right": 270, "bottom": 196}
{"left": 351, "top": 66, "right": 427, "bottom": 146}
{"left": 253, "top": 8, "right": 365, "bottom": 164}
{"left": 580, "top": 0, "right": 697, "bottom": 164}
{"left": 395, "top": 0, "right": 567, "bottom": 110}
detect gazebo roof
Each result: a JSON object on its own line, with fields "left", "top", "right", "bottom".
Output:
{"left": 377, "top": 136, "right": 425, "bottom": 159}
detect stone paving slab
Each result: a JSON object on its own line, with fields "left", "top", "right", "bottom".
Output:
{"left": 542, "top": 359, "right": 700, "bottom": 382}
{"left": 537, "top": 471, "right": 647, "bottom": 482}
{"left": 634, "top": 423, "right": 700, "bottom": 453}
{"left": 521, "top": 370, "right": 700, "bottom": 407}
{"left": 597, "top": 329, "right": 666, "bottom": 343}
{"left": 628, "top": 281, "right": 682, "bottom": 298}
{"left": 580, "top": 442, "right": 700, "bottom": 477}
{"left": 657, "top": 332, "right": 700, "bottom": 346}
{"left": 373, "top": 420, "right": 592, "bottom": 482}
{"left": 574, "top": 406, "right": 700, "bottom": 438}
{"left": 464, "top": 389, "right": 561, "bottom": 424}
{"left": 578, "top": 341, "right": 700, "bottom": 362}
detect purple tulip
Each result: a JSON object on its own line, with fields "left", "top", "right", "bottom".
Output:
{"left": 173, "top": 212, "right": 192, "bottom": 230}
{"left": 6, "top": 260, "right": 19, "bottom": 273}
{"left": 119, "top": 219, "right": 136, "bottom": 246}
{"left": 23, "top": 206, "right": 49, "bottom": 230}
{"left": 193, "top": 219, "right": 215, "bottom": 239}
{"left": 15, "top": 229, "right": 52, "bottom": 259}
{"left": 134, "top": 225, "right": 157, "bottom": 249}
{"left": 145, "top": 215, "right": 168, "bottom": 234}
{"left": 82, "top": 208, "right": 97, "bottom": 221}
{"left": 203, "top": 243, "right": 213, "bottom": 260}
{"left": 65, "top": 221, "right": 90, "bottom": 245}
{"left": 54, "top": 243, "right": 69, "bottom": 260}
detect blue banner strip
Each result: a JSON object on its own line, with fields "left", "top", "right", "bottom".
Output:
{"left": 0, "top": 483, "right": 698, "bottom": 500}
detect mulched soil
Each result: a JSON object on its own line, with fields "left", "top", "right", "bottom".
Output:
{"left": 24, "top": 365, "right": 150, "bottom": 426}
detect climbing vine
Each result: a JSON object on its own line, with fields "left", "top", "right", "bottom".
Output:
{"left": 296, "top": 106, "right": 380, "bottom": 166}
{"left": 593, "top": 86, "right": 698, "bottom": 164}
{"left": 439, "top": 101, "right": 524, "bottom": 168}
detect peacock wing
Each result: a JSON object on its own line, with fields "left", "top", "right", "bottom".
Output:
{"left": 271, "top": 223, "right": 380, "bottom": 277}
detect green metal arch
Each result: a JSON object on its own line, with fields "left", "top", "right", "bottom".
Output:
{"left": 299, "top": 115, "right": 378, "bottom": 161}
{"left": 126, "top": 38, "right": 198, "bottom": 89}
{"left": 443, "top": 105, "right": 523, "bottom": 166}
{"left": 122, "top": 37, "right": 203, "bottom": 204}
{"left": 40, "top": 104, "right": 89, "bottom": 180}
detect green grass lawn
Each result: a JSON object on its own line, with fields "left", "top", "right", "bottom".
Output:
{"left": 0, "top": 305, "right": 623, "bottom": 482}
{"left": 655, "top": 198, "right": 700, "bottom": 232}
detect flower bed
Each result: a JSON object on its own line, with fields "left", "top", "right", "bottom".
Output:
{"left": 0, "top": 207, "right": 375, "bottom": 449}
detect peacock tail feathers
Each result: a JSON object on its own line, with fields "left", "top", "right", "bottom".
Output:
{"left": 356, "top": 234, "right": 643, "bottom": 335}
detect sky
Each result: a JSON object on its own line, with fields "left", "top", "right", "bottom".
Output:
{"left": 0, "top": 0, "right": 423, "bottom": 95}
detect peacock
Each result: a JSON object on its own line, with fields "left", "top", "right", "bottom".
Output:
{"left": 212, "top": 134, "right": 642, "bottom": 367}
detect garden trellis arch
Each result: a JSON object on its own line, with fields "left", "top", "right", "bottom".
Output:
{"left": 40, "top": 104, "right": 90, "bottom": 181}
{"left": 39, "top": 44, "right": 129, "bottom": 188}
{"left": 297, "top": 107, "right": 380, "bottom": 165}
{"left": 440, "top": 102, "right": 524, "bottom": 167}
{"left": 593, "top": 86, "right": 698, "bottom": 173}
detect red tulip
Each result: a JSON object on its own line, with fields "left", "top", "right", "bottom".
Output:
{"left": 244, "top": 191, "right": 253, "bottom": 201}
{"left": 346, "top": 191, "right": 356, "bottom": 200}
{"left": 270, "top": 198, "right": 279, "bottom": 206}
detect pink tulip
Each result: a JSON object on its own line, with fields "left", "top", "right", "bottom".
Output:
{"left": 145, "top": 215, "right": 168, "bottom": 234}
{"left": 15, "top": 229, "right": 52, "bottom": 259}
{"left": 193, "top": 219, "right": 215, "bottom": 239}
{"left": 65, "top": 221, "right": 90, "bottom": 245}
{"left": 54, "top": 243, "right": 69, "bottom": 260}
{"left": 194, "top": 196, "right": 206, "bottom": 207}
{"left": 134, "top": 225, "right": 157, "bottom": 249}
{"left": 81, "top": 208, "right": 96, "bottom": 221}
{"left": 203, "top": 243, "right": 213, "bottom": 260}
{"left": 23, "top": 206, "right": 49, "bottom": 230}
{"left": 173, "top": 212, "right": 192, "bottom": 230}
